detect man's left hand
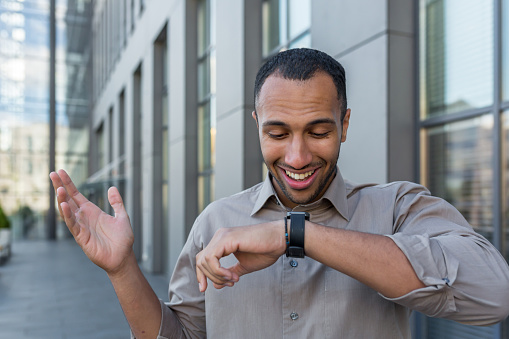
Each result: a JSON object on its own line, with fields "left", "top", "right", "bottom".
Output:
{"left": 195, "top": 221, "right": 285, "bottom": 292}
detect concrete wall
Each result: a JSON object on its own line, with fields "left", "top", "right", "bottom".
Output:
{"left": 312, "top": 0, "right": 415, "bottom": 184}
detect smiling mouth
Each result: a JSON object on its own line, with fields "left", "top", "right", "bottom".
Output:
{"left": 285, "top": 169, "right": 316, "bottom": 181}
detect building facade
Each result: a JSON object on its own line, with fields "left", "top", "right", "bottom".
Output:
{"left": 87, "top": 0, "right": 508, "bottom": 337}
{"left": 0, "top": 0, "right": 90, "bottom": 239}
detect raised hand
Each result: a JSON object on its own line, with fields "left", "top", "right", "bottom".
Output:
{"left": 195, "top": 221, "right": 286, "bottom": 292}
{"left": 49, "top": 169, "right": 134, "bottom": 274}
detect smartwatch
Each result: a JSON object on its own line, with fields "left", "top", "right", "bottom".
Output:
{"left": 286, "top": 211, "right": 310, "bottom": 258}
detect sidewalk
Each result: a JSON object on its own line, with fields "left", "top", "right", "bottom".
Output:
{"left": 0, "top": 239, "right": 170, "bottom": 339}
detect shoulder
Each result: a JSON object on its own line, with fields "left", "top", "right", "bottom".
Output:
{"left": 190, "top": 182, "right": 265, "bottom": 241}
{"left": 345, "top": 180, "right": 431, "bottom": 199}
{"left": 202, "top": 181, "right": 265, "bottom": 216}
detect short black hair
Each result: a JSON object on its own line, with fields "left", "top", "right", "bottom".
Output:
{"left": 254, "top": 48, "right": 347, "bottom": 120}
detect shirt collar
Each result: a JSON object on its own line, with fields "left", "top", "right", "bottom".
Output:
{"left": 250, "top": 167, "right": 350, "bottom": 221}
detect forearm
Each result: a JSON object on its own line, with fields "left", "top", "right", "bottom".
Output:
{"left": 304, "top": 222, "right": 425, "bottom": 298}
{"left": 107, "top": 252, "right": 163, "bottom": 339}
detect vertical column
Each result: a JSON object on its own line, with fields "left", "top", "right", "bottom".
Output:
{"left": 387, "top": 0, "right": 416, "bottom": 182}
{"left": 48, "top": 0, "right": 56, "bottom": 240}
{"left": 243, "top": 0, "right": 264, "bottom": 189}
{"left": 312, "top": 0, "right": 389, "bottom": 184}
{"left": 215, "top": 0, "right": 244, "bottom": 198}
{"left": 167, "top": 0, "right": 193, "bottom": 275}
{"left": 141, "top": 53, "right": 156, "bottom": 272}
{"left": 215, "top": 0, "right": 263, "bottom": 200}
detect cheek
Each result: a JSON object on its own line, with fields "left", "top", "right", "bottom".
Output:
{"left": 311, "top": 139, "right": 341, "bottom": 161}
{"left": 260, "top": 140, "right": 284, "bottom": 165}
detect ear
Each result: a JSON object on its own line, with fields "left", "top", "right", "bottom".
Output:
{"left": 252, "top": 111, "right": 259, "bottom": 129}
{"left": 341, "top": 109, "right": 351, "bottom": 143}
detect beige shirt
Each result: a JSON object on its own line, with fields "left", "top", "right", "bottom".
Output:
{"left": 150, "top": 170, "right": 509, "bottom": 338}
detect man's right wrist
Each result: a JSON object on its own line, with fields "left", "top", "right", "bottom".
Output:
{"left": 107, "top": 250, "right": 139, "bottom": 280}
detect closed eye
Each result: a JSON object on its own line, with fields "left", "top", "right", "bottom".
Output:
{"left": 310, "top": 131, "right": 331, "bottom": 138}
{"left": 267, "top": 132, "right": 287, "bottom": 139}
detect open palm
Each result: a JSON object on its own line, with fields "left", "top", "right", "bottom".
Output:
{"left": 50, "top": 170, "right": 134, "bottom": 274}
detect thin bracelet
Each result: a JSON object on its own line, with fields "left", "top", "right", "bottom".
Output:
{"left": 284, "top": 215, "right": 289, "bottom": 256}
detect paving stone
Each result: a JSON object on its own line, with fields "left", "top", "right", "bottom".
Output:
{"left": 0, "top": 239, "right": 169, "bottom": 338}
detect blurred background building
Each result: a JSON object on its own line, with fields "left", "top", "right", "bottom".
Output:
{"left": 0, "top": 0, "right": 90, "bottom": 239}
{"left": 0, "top": 0, "right": 508, "bottom": 337}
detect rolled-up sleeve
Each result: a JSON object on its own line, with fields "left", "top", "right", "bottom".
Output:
{"left": 130, "top": 300, "right": 189, "bottom": 339}
{"left": 382, "top": 184, "right": 509, "bottom": 325}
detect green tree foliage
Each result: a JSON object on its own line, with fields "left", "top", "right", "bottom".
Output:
{"left": 0, "top": 204, "right": 11, "bottom": 229}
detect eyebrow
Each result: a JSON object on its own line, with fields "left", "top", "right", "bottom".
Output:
{"left": 262, "top": 118, "right": 337, "bottom": 128}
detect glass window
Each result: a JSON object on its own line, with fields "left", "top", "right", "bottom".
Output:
{"left": 288, "top": 0, "right": 311, "bottom": 39}
{"left": 503, "top": 111, "right": 509, "bottom": 262}
{"left": 421, "top": 115, "right": 494, "bottom": 241}
{"left": 96, "top": 123, "right": 104, "bottom": 170}
{"left": 420, "top": 0, "right": 494, "bottom": 118}
{"left": 262, "top": 0, "right": 311, "bottom": 57}
{"left": 503, "top": 0, "right": 509, "bottom": 101}
{"left": 197, "top": 0, "right": 216, "bottom": 212}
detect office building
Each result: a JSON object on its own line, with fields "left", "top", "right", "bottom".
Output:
{"left": 86, "top": 1, "right": 508, "bottom": 337}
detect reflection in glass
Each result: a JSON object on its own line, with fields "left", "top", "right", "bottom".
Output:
{"left": 262, "top": 0, "right": 310, "bottom": 57}
{"left": 288, "top": 0, "right": 310, "bottom": 40}
{"left": 422, "top": 115, "right": 494, "bottom": 240}
{"left": 503, "top": 0, "right": 509, "bottom": 101}
{"left": 197, "top": 0, "right": 215, "bottom": 212}
{"left": 262, "top": 0, "right": 281, "bottom": 56}
{"left": 198, "top": 56, "right": 210, "bottom": 102}
{"left": 420, "top": 0, "right": 493, "bottom": 118}
{"left": 503, "top": 111, "right": 509, "bottom": 262}
{"left": 0, "top": 0, "right": 90, "bottom": 239}
{"left": 289, "top": 33, "right": 311, "bottom": 50}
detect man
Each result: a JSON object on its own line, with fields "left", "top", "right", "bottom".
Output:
{"left": 50, "top": 48, "right": 509, "bottom": 339}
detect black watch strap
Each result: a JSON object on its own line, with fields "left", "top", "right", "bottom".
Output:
{"left": 286, "top": 212, "right": 310, "bottom": 258}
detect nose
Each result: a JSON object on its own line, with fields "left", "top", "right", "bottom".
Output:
{"left": 285, "top": 135, "right": 312, "bottom": 169}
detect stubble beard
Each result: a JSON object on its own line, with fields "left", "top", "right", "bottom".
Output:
{"left": 267, "top": 147, "right": 340, "bottom": 206}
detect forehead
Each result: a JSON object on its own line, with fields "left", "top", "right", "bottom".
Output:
{"left": 256, "top": 73, "right": 340, "bottom": 121}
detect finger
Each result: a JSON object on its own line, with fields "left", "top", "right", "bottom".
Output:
{"left": 49, "top": 171, "right": 64, "bottom": 192}
{"left": 108, "top": 187, "right": 127, "bottom": 218}
{"left": 50, "top": 173, "right": 65, "bottom": 218}
{"left": 196, "top": 265, "right": 208, "bottom": 292}
{"left": 56, "top": 186, "right": 79, "bottom": 217}
{"left": 196, "top": 252, "right": 233, "bottom": 286}
{"left": 57, "top": 169, "right": 89, "bottom": 207}
{"left": 60, "top": 201, "right": 80, "bottom": 237}
{"left": 212, "top": 281, "right": 234, "bottom": 290}
{"left": 201, "top": 256, "right": 234, "bottom": 285}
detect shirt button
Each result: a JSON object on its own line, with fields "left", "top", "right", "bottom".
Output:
{"left": 290, "top": 312, "right": 299, "bottom": 321}
{"left": 290, "top": 260, "right": 298, "bottom": 268}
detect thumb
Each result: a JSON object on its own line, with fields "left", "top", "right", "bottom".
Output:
{"left": 108, "top": 187, "right": 127, "bottom": 217}
{"left": 228, "top": 262, "right": 246, "bottom": 280}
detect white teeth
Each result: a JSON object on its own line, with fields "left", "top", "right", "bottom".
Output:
{"left": 285, "top": 170, "right": 315, "bottom": 180}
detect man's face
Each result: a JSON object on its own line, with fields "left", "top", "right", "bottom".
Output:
{"left": 253, "top": 72, "right": 350, "bottom": 208}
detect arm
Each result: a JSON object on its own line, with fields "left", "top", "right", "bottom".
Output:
{"left": 196, "top": 184, "right": 509, "bottom": 325}
{"left": 305, "top": 222, "right": 425, "bottom": 298}
{"left": 49, "top": 170, "right": 164, "bottom": 338}
{"left": 195, "top": 220, "right": 424, "bottom": 298}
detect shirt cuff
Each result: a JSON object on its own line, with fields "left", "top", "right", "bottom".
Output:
{"left": 382, "top": 233, "right": 459, "bottom": 316}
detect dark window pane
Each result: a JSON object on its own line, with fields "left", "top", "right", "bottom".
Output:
{"left": 262, "top": 0, "right": 281, "bottom": 56}
{"left": 422, "top": 115, "right": 494, "bottom": 240}
{"left": 420, "top": 0, "right": 494, "bottom": 118}
{"left": 503, "top": 0, "right": 509, "bottom": 101}
{"left": 503, "top": 111, "right": 509, "bottom": 261}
